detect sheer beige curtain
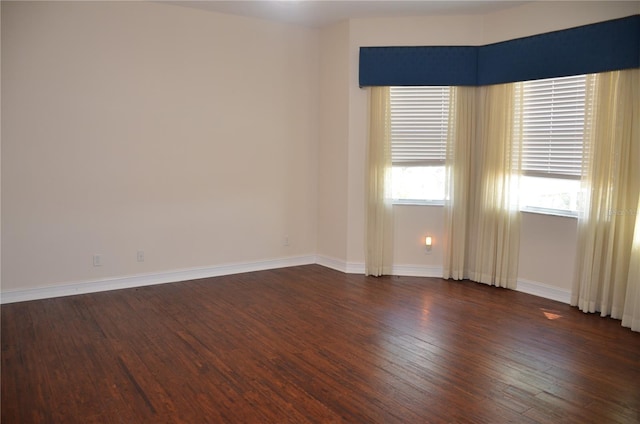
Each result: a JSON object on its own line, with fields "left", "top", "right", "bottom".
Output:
{"left": 573, "top": 69, "right": 640, "bottom": 331}
{"left": 443, "top": 86, "right": 475, "bottom": 280}
{"left": 365, "top": 86, "right": 394, "bottom": 276}
{"left": 443, "top": 84, "right": 522, "bottom": 288}
{"left": 467, "top": 83, "right": 522, "bottom": 288}
{"left": 623, "top": 197, "right": 640, "bottom": 332}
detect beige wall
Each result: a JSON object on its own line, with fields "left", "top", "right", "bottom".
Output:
{"left": 1, "top": 1, "right": 319, "bottom": 290}
{"left": 518, "top": 213, "right": 578, "bottom": 291}
{"left": 482, "top": 1, "right": 640, "bottom": 43}
{"left": 317, "top": 21, "right": 349, "bottom": 263}
{"left": 393, "top": 205, "right": 445, "bottom": 271}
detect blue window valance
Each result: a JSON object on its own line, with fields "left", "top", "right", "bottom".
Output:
{"left": 359, "top": 14, "right": 640, "bottom": 87}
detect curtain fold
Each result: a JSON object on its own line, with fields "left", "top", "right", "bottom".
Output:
{"left": 572, "top": 69, "right": 640, "bottom": 330}
{"left": 365, "top": 86, "right": 394, "bottom": 276}
{"left": 467, "top": 83, "right": 522, "bottom": 288}
{"left": 443, "top": 86, "right": 475, "bottom": 280}
{"left": 443, "top": 84, "right": 522, "bottom": 288}
{"left": 622, "top": 196, "right": 640, "bottom": 332}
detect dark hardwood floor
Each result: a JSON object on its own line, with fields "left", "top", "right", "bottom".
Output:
{"left": 2, "top": 264, "right": 639, "bottom": 423}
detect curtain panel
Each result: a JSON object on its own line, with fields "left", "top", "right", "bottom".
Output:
{"left": 573, "top": 69, "right": 640, "bottom": 331}
{"left": 443, "top": 84, "right": 522, "bottom": 288}
{"left": 622, "top": 197, "right": 640, "bottom": 332}
{"left": 443, "top": 87, "right": 475, "bottom": 280}
{"left": 365, "top": 86, "right": 394, "bottom": 276}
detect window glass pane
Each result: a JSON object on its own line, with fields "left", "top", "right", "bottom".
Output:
{"left": 392, "top": 166, "right": 445, "bottom": 202}
{"left": 518, "top": 75, "right": 586, "bottom": 215}
{"left": 390, "top": 86, "right": 449, "bottom": 201}
{"left": 520, "top": 176, "right": 582, "bottom": 213}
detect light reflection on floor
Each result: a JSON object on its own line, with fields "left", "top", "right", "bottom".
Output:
{"left": 541, "top": 308, "right": 563, "bottom": 320}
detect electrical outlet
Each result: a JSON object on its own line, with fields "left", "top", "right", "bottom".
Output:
{"left": 137, "top": 250, "right": 145, "bottom": 262}
{"left": 283, "top": 236, "right": 290, "bottom": 247}
{"left": 93, "top": 254, "right": 102, "bottom": 267}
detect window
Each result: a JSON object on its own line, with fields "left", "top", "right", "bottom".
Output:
{"left": 519, "top": 75, "right": 587, "bottom": 215}
{"left": 390, "top": 86, "right": 450, "bottom": 203}
{"left": 389, "top": 79, "right": 587, "bottom": 212}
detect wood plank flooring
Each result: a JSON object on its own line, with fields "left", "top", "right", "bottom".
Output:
{"left": 2, "top": 264, "right": 639, "bottom": 423}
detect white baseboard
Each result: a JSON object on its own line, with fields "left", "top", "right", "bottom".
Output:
{"left": 314, "top": 255, "right": 349, "bottom": 273}
{"left": 1, "top": 255, "right": 570, "bottom": 306}
{"left": 392, "top": 265, "right": 443, "bottom": 278}
{"left": 516, "top": 278, "right": 571, "bottom": 304}
{"left": 314, "top": 256, "right": 442, "bottom": 278}
{"left": 346, "top": 262, "right": 366, "bottom": 274}
{"left": 314, "top": 255, "right": 365, "bottom": 274}
{"left": 0, "top": 255, "right": 316, "bottom": 304}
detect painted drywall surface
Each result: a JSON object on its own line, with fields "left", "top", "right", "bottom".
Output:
{"left": 344, "top": 2, "right": 637, "bottom": 287}
{"left": 317, "top": 21, "right": 350, "bottom": 262}
{"left": 349, "top": 14, "right": 484, "bottom": 47}
{"left": 518, "top": 213, "right": 578, "bottom": 291}
{"left": 1, "top": 1, "right": 319, "bottom": 290}
{"left": 393, "top": 205, "right": 444, "bottom": 269}
{"left": 481, "top": 1, "right": 640, "bottom": 44}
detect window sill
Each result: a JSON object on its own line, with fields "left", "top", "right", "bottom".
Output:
{"left": 391, "top": 202, "right": 578, "bottom": 217}
{"left": 520, "top": 207, "right": 578, "bottom": 219}
{"left": 392, "top": 199, "right": 444, "bottom": 207}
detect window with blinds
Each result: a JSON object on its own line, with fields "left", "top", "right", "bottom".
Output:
{"left": 519, "top": 74, "right": 587, "bottom": 215}
{"left": 521, "top": 75, "right": 587, "bottom": 179}
{"left": 390, "top": 86, "right": 450, "bottom": 166}
{"left": 389, "top": 86, "right": 450, "bottom": 202}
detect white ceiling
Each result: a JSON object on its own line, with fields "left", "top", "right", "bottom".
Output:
{"left": 165, "top": 1, "right": 531, "bottom": 28}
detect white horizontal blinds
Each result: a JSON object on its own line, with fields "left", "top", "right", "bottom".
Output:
{"left": 521, "top": 75, "right": 587, "bottom": 179}
{"left": 390, "top": 86, "right": 450, "bottom": 166}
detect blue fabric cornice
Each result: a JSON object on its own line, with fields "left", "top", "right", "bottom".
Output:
{"left": 359, "top": 15, "right": 640, "bottom": 87}
{"left": 359, "top": 46, "right": 479, "bottom": 86}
